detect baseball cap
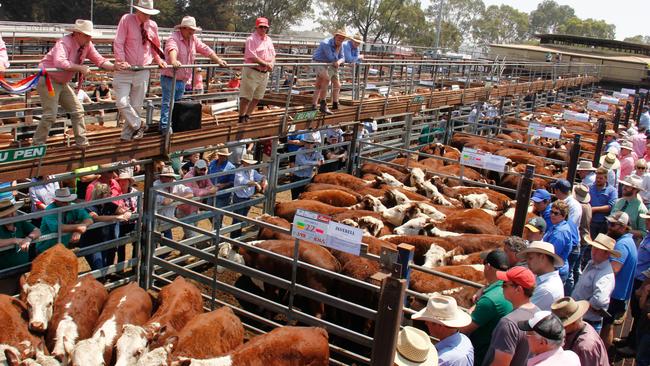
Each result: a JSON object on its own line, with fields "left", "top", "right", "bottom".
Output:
{"left": 531, "top": 189, "right": 551, "bottom": 203}
{"left": 256, "top": 17, "right": 269, "bottom": 27}
{"left": 481, "top": 249, "right": 509, "bottom": 271}
{"left": 194, "top": 159, "right": 208, "bottom": 170}
{"left": 524, "top": 217, "right": 546, "bottom": 233}
{"left": 517, "top": 311, "right": 565, "bottom": 341}
{"left": 606, "top": 211, "right": 629, "bottom": 226}
{"left": 550, "top": 179, "right": 571, "bottom": 194}
{"left": 496, "top": 266, "right": 536, "bottom": 289}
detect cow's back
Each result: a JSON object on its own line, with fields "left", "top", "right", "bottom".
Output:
{"left": 25, "top": 244, "right": 78, "bottom": 288}
{"left": 46, "top": 275, "right": 108, "bottom": 351}
{"left": 173, "top": 306, "right": 244, "bottom": 359}
{"left": 148, "top": 277, "right": 203, "bottom": 348}
{"left": 229, "top": 326, "right": 329, "bottom": 366}
{"left": 95, "top": 283, "right": 152, "bottom": 331}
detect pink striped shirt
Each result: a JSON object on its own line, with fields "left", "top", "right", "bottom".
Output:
{"left": 244, "top": 32, "right": 276, "bottom": 67}
{"left": 39, "top": 35, "right": 107, "bottom": 84}
{"left": 162, "top": 31, "right": 214, "bottom": 81}
{"left": 114, "top": 13, "right": 162, "bottom": 66}
{"left": 0, "top": 36, "right": 9, "bottom": 68}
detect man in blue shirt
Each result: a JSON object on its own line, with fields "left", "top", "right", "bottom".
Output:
{"left": 639, "top": 106, "right": 650, "bottom": 131}
{"left": 291, "top": 135, "right": 324, "bottom": 200}
{"left": 531, "top": 189, "right": 552, "bottom": 229}
{"left": 311, "top": 29, "right": 347, "bottom": 115}
{"left": 589, "top": 167, "right": 618, "bottom": 238}
{"left": 604, "top": 130, "right": 621, "bottom": 154}
{"left": 208, "top": 148, "right": 236, "bottom": 211}
{"left": 342, "top": 33, "right": 363, "bottom": 64}
{"left": 602, "top": 211, "right": 638, "bottom": 349}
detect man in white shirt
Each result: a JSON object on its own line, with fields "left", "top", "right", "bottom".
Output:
{"left": 231, "top": 154, "right": 267, "bottom": 238}
{"left": 551, "top": 179, "right": 582, "bottom": 228}
{"left": 518, "top": 241, "right": 565, "bottom": 310}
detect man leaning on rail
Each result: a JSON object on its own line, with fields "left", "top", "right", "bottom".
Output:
{"left": 160, "top": 16, "right": 227, "bottom": 134}
{"left": 33, "top": 20, "right": 122, "bottom": 149}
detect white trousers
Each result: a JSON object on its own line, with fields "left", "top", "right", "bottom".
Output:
{"left": 114, "top": 70, "right": 150, "bottom": 139}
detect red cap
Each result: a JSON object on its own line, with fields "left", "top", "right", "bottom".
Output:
{"left": 256, "top": 17, "right": 269, "bottom": 27}
{"left": 496, "top": 266, "right": 536, "bottom": 289}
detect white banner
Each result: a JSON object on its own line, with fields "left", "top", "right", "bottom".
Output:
{"left": 460, "top": 147, "right": 508, "bottom": 172}
{"left": 292, "top": 210, "right": 362, "bottom": 256}
{"left": 587, "top": 101, "right": 609, "bottom": 112}
{"left": 601, "top": 96, "right": 619, "bottom": 105}
{"left": 613, "top": 92, "right": 629, "bottom": 99}
{"left": 621, "top": 88, "right": 636, "bottom": 95}
{"left": 563, "top": 110, "right": 590, "bottom": 122}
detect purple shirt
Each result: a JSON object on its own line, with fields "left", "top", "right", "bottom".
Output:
{"left": 563, "top": 322, "right": 609, "bottom": 366}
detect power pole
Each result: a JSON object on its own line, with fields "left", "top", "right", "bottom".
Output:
{"left": 434, "top": 0, "right": 444, "bottom": 52}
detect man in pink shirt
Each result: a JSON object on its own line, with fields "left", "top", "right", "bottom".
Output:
{"left": 113, "top": 0, "right": 167, "bottom": 141}
{"left": 160, "top": 16, "right": 227, "bottom": 133}
{"left": 238, "top": 17, "right": 276, "bottom": 124}
{"left": 630, "top": 126, "right": 647, "bottom": 158}
{"left": 34, "top": 20, "right": 119, "bottom": 148}
{"left": 0, "top": 35, "right": 9, "bottom": 72}
{"left": 518, "top": 310, "right": 581, "bottom": 365}
{"left": 619, "top": 141, "right": 637, "bottom": 181}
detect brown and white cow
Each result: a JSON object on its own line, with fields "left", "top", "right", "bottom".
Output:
{"left": 274, "top": 200, "right": 346, "bottom": 222}
{"left": 172, "top": 326, "right": 329, "bottom": 366}
{"left": 21, "top": 244, "right": 78, "bottom": 333}
{"left": 114, "top": 277, "right": 203, "bottom": 366}
{"left": 46, "top": 275, "right": 108, "bottom": 364}
{"left": 0, "top": 295, "right": 44, "bottom": 363}
{"left": 298, "top": 189, "right": 359, "bottom": 207}
{"left": 71, "top": 282, "right": 152, "bottom": 366}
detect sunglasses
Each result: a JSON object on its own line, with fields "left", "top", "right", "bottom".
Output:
{"left": 258, "top": 25, "right": 269, "bottom": 29}
{"left": 638, "top": 167, "right": 647, "bottom": 170}
{"left": 550, "top": 210, "right": 562, "bottom": 215}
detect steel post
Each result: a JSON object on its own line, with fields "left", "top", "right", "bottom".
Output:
{"left": 511, "top": 164, "right": 536, "bottom": 237}
{"left": 566, "top": 134, "right": 581, "bottom": 186}
{"left": 370, "top": 275, "right": 406, "bottom": 366}
{"left": 593, "top": 118, "right": 606, "bottom": 168}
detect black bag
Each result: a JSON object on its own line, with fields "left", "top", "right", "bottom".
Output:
{"left": 171, "top": 100, "right": 202, "bottom": 132}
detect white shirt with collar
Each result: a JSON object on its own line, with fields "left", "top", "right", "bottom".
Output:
{"left": 564, "top": 195, "right": 583, "bottom": 228}
{"left": 531, "top": 270, "right": 564, "bottom": 311}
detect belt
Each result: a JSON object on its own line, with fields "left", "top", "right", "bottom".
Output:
{"left": 249, "top": 67, "right": 269, "bottom": 74}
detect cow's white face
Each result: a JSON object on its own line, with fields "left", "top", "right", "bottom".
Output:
{"left": 357, "top": 216, "right": 384, "bottom": 237}
{"left": 32, "top": 350, "right": 62, "bottom": 366}
{"left": 377, "top": 173, "right": 404, "bottom": 187}
{"left": 0, "top": 344, "right": 22, "bottom": 366}
{"left": 382, "top": 203, "right": 412, "bottom": 226}
{"left": 217, "top": 243, "right": 245, "bottom": 274}
{"left": 393, "top": 217, "right": 431, "bottom": 235}
{"left": 71, "top": 336, "right": 106, "bottom": 366}
{"left": 23, "top": 281, "right": 60, "bottom": 332}
{"left": 424, "top": 244, "right": 447, "bottom": 268}
{"left": 52, "top": 314, "right": 79, "bottom": 363}
{"left": 115, "top": 324, "right": 155, "bottom": 366}
{"left": 136, "top": 343, "right": 173, "bottom": 366}
{"left": 409, "top": 168, "right": 426, "bottom": 186}
{"left": 415, "top": 203, "right": 446, "bottom": 222}
{"left": 389, "top": 189, "right": 410, "bottom": 205}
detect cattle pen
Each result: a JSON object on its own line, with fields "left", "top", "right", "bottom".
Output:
{"left": 0, "top": 28, "right": 643, "bottom": 365}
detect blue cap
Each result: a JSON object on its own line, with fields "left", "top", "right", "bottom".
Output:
{"left": 551, "top": 179, "right": 571, "bottom": 194}
{"left": 531, "top": 189, "right": 551, "bottom": 203}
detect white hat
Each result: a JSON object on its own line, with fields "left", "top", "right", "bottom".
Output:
{"left": 194, "top": 159, "right": 208, "bottom": 170}
{"left": 175, "top": 16, "right": 202, "bottom": 31}
{"left": 159, "top": 166, "right": 179, "bottom": 179}
{"left": 65, "top": 19, "right": 101, "bottom": 37}
{"left": 600, "top": 152, "right": 620, "bottom": 170}
{"left": 133, "top": 0, "right": 160, "bottom": 15}
{"left": 53, "top": 188, "right": 77, "bottom": 202}
{"left": 517, "top": 240, "right": 564, "bottom": 267}
{"left": 241, "top": 154, "right": 258, "bottom": 165}
{"left": 412, "top": 294, "right": 471, "bottom": 328}
{"left": 583, "top": 233, "right": 621, "bottom": 258}
{"left": 394, "top": 327, "right": 438, "bottom": 366}
{"left": 619, "top": 175, "right": 644, "bottom": 191}
{"left": 620, "top": 141, "right": 634, "bottom": 151}
{"left": 576, "top": 160, "right": 596, "bottom": 171}
{"left": 606, "top": 211, "right": 629, "bottom": 226}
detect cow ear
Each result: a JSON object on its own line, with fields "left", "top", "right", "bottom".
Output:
{"left": 53, "top": 282, "right": 61, "bottom": 296}
{"left": 21, "top": 281, "right": 30, "bottom": 295}
{"left": 11, "top": 298, "right": 29, "bottom": 320}
{"left": 165, "top": 336, "right": 178, "bottom": 349}
{"left": 4, "top": 348, "right": 21, "bottom": 366}
{"left": 147, "top": 289, "right": 159, "bottom": 307}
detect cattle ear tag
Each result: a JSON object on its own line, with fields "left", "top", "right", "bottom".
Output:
{"left": 165, "top": 336, "right": 178, "bottom": 349}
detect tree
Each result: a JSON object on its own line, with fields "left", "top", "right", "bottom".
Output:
{"left": 623, "top": 35, "right": 650, "bottom": 45}
{"left": 556, "top": 17, "right": 616, "bottom": 39}
{"left": 426, "top": 0, "right": 485, "bottom": 45}
{"left": 318, "top": 0, "right": 408, "bottom": 43}
{"left": 234, "top": 0, "right": 313, "bottom": 33}
{"left": 529, "top": 0, "right": 575, "bottom": 35}
{"left": 186, "top": 0, "right": 237, "bottom": 32}
{"left": 471, "top": 5, "right": 529, "bottom": 48}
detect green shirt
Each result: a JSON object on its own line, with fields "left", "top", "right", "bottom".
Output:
{"left": 37, "top": 202, "right": 92, "bottom": 253}
{"left": 0, "top": 221, "right": 36, "bottom": 269}
{"left": 613, "top": 197, "right": 648, "bottom": 236}
{"left": 470, "top": 280, "right": 513, "bottom": 366}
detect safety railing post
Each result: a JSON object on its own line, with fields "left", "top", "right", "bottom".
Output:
{"left": 286, "top": 237, "right": 301, "bottom": 322}
{"left": 140, "top": 162, "right": 157, "bottom": 289}
{"left": 511, "top": 164, "right": 536, "bottom": 237}
{"left": 164, "top": 68, "right": 178, "bottom": 157}
{"left": 355, "top": 66, "right": 370, "bottom": 122}
{"left": 279, "top": 64, "right": 296, "bottom": 135}
{"left": 264, "top": 138, "right": 280, "bottom": 215}
{"left": 383, "top": 65, "right": 395, "bottom": 115}
{"left": 403, "top": 114, "right": 414, "bottom": 150}
{"left": 593, "top": 118, "right": 606, "bottom": 168}
{"left": 613, "top": 108, "right": 621, "bottom": 132}
{"left": 347, "top": 123, "right": 362, "bottom": 175}
{"left": 566, "top": 134, "right": 581, "bottom": 186}
{"left": 370, "top": 274, "right": 406, "bottom": 366}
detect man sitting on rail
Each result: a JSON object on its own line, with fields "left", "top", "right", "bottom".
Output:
{"left": 160, "top": 16, "right": 227, "bottom": 133}
{"left": 33, "top": 20, "right": 121, "bottom": 149}
{"left": 238, "top": 17, "right": 276, "bottom": 124}
{"left": 114, "top": 0, "right": 167, "bottom": 141}
{"left": 311, "top": 29, "right": 348, "bottom": 115}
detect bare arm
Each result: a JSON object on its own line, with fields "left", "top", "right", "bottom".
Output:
{"left": 490, "top": 350, "right": 514, "bottom": 366}
{"left": 460, "top": 322, "right": 479, "bottom": 335}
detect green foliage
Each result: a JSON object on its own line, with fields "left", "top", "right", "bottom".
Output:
{"left": 529, "top": 0, "right": 575, "bottom": 35}
{"left": 426, "top": 0, "right": 484, "bottom": 44}
{"left": 623, "top": 35, "right": 650, "bottom": 45}
{"left": 186, "top": 0, "right": 238, "bottom": 32}
{"left": 234, "top": 0, "right": 313, "bottom": 33}
{"left": 471, "top": 5, "right": 529, "bottom": 47}
{"left": 556, "top": 17, "right": 616, "bottom": 39}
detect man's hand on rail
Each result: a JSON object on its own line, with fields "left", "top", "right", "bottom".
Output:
{"left": 157, "top": 60, "right": 168, "bottom": 69}
{"left": 171, "top": 60, "right": 182, "bottom": 68}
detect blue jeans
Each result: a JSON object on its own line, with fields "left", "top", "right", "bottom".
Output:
{"left": 564, "top": 250, "right": 581, "bottom": 295}
{"left": 160, "top": 75, "right": 186, "bottom": 131}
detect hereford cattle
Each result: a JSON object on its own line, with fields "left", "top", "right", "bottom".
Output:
{"left": 171, "top": 307, "right": 243, "bottom": 360}
{"left": 420, "top": 143, "right": 462, "bottom": 161}
{"left": 312, "top": 173, "right": 384, "bottom": 196}
{"left": 433, "top": 165, "right": 491, "bottom": 186}
{"left": 388, "top": 157, "right": 437, "bottom": 173}
{"left": 383, "top": 202, "right": 446, "bottom": 226}
{"left": 438, "top": 208, "right": 501, "bottom": 235}
{"left": 361, "top": 162, "right": 408, "bottom": 183}
{"left": 257, "top": 215, "right": 293, "bottom": 241}
{"left": 174, "top": 326, "right": 329, "bottom": 366}
{"left": 304, "top": 183, "right": 363, "bottom": 200}
{"left": 71, "top": 282, "right": 153, "bottom": 366}
{"left": 409, "top": 168, "right": 453, "bottom": 206}
{"left": 298, "top": 189, "right": 358, "bottom": 207}
{"left": 339, "top": 216, "right": 386, "bottom": 237}
{"left": 432, "top": 180, "right": 512, "bottom": 211}
{"left": 114, "top": 277, "right": 203, "bottom": 366}
{"left": 450, "top": 250, "right": 491, "bottom": 265}
{"left": 9, "top": 350, "right": 61, "bottom": 366}
{"left": 0, "top": 295, "right": 44, "bottom": 362}
{"left": 46, "top": 275, "right": 109, "bottom": 363}
{"left": 22, "top": 244, "right": 78, "bottom": 332}
{"left": 348, "top": 195, "right": 388, "bottom": 212}
{"left": 237, "top": 240, "right": 341, "bottom": 318}
{"left": 274, "top": 200, "right": 347, "bottom": 222}
{"left": 409, "top": 265, "right": 486, "bottom": 308}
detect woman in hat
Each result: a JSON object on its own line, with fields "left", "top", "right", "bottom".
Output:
{"left": 0, "top": 199, "right": 40, "bottom": 271}
{"left": 159, "top": 16, "right": 227, "bottom": 133}
{"left": 34, "top": 19, "right": 122, "bottom": 148}
{"left": 632, "top": 159, "right": 650, "bottom": 208}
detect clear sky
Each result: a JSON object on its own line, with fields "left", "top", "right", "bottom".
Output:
{"left": 482, "top": 0, "right": 649, "bottom": 40}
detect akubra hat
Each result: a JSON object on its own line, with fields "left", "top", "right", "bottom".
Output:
{"left": 175, "top": 16, "right": 201, "bottom": 31}
{"left": 516, "top": 240, "right": 564, "bottom": 267}
{"left": 551, "top": 297, "right": 590, "bottom": 326}
{"left": 583, "top": 233, "right": 621, "bottom": 258}
{"left": 572, "top": 183, "right": 591, "bottom": 204}
{"left": 0, "top": 199, "right": 23, "bottom": 218}
{"left": 241, "top": 154, "right": 258, "bottom": 165}
{"left": 65, "top": 19, "right": 101, "bottom": 38}
{"left": 600, "top": 152, "right": 620, "bottom": 170}
{"left": 412, "top": 294, "right": 471, "bottom": 328}
{"left": 133, "top": 0, "right": 160, "bottom": 15}
{"left": 53, "top": 188, "right": 77, "bottom": 203}
{"left": 394, "top": 326, "right": 438, "bottom": 366}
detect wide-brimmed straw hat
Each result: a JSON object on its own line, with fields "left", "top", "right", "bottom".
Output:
{"left": 605, "top": 129, "right": 617, "bottom": 137}
{"left": 576, "top": 160, "right": 596, "bottom": 171}
{"left": 516, "top": 240, "right": 564, "bottom": 267}
{"left": 0, "top": 199, "right": 23, "bottom": 218}
{"left": 620, "top": 141, "right": 634, "bottom": 151}
{"left": 551, "top": 297, "right": 590, "bottom": 326}
{"left": 175, "top": 16, "right": 201, "bottom": 31}
{"left": 412, "top": 294, "right": 471, "bottom": 328}
{"left": 65, "top": 19, "right": 101, "bottom": 37}
{"left": 351, "top": 33, "right": 364, "bottom": 44}
{"left": 53, "top": 188, "right": 77, "bottom": 203}
{"left": 333, "top": 29, "right": 348, "bottom": 38}
{"left": 116, "top": 172, "right": 135, "bottom": 184}
{"left": 572, "top": 183, "right": 591, "bottom": 204}
{"left": 216, "top": 147, "right": 232, "bottom": 156}
{"left": 394, "top": 326, "right": 438, "bottom": 366}
{"left": 619, "top": 175, "right": 644, "bottom": 191}
{"left": 302, "top": 135, "right": 319, "bottom": 144}
{"left": 583, "top": 233, "right": 621, "bottom": 257}
{"left": 241, "top": 154, "right": 258, "bottom": 165}
{"left": 600, "top": 152, "right": 620, "bottom": 170}
{"left": 159, "top": 166, "right": 179, "bottom": 179}
{"left": 133, "top": 0, "right": 160, "bottom": 15}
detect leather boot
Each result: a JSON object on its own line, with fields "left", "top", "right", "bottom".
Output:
{"left": 319, "top": 100, "right": 333, "bottom": 115}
